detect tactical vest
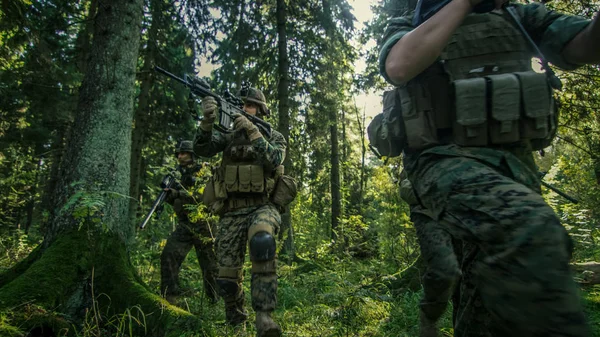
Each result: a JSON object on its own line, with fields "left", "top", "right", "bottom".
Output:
{"left": 401, "top": 10, "right": 557, "bottom": 151}
{"left": 206, "top": 131, "right": 276, "bottom": 211}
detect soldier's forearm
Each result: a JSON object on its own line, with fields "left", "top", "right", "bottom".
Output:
{"left": 563, "top": 13, "right": 600, "bottom": 65}
{"left": 385, "top": 0, "right": 472, "bottom": 83}
{"left": 194, "top": 130, "right": 224, "bottom": 157}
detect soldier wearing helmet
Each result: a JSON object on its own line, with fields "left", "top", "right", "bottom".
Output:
{"left": 239, "top": 86, "right": 270, "bottom": 117}
{"left": 160, "top": 140, "right": 218, "bottom": 306}
{"left": 195, "top": 87, "right": 291, "bottom": 337}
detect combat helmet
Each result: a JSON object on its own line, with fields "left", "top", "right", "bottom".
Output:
{"left": 175, "top": 140, "right": 195, "bottom": 156}
{"left": 239, "top": 86, "right": 270, "bottom": 116}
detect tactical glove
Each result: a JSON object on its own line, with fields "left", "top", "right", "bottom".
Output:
{"left": 200, "top": 96, "right": 218, "bottom": 131}
{"left": 232, "top": 113, "right": 262, "bottom": 141}
{"left": 165, "top": 188, "right": 179, "bottom": 203}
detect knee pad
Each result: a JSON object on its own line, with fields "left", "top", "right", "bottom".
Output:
{"left": 249, "top": 231, "right": 276, "bottom": 262}
{"left": 217, "top": 278, "right": 240, "bottom": 297}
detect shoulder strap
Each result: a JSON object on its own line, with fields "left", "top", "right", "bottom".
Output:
{"left": 504, "top": 5, "right": 562, "bottom": 90}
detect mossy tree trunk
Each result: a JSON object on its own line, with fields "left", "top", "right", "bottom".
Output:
{"left": 0, "top": 1, "right": 201, "bottom": 335}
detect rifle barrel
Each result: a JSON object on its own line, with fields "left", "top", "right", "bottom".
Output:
{"left": 541, "top": 181, "right": 579, "bottom": 204}
{"left": 154, "top": 66, "right": 187, "bottom": 86}
{"left": 139, "top": 191, "right": 168, "bottom": 229}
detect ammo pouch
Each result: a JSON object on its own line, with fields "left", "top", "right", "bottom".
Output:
{"left": 270, "top": 175, "right": 298, "bottom": 208}
{"left": 223, "top": 164, "right": 265, "bottom": 193}
{"left": 367, "top": 89, "right": 407, "bottom": 158}
{"left": 203, "top": 168, "right": 228, "bottom": 214}
{"left": 269, "top": 165, "right": 297, "bottom": 208}
{"left": 452, "top": 72, "right": 554, "bottom": 149}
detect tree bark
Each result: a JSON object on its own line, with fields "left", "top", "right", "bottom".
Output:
{"left": 276, "top": 0, "right": 295, "bottom": 259}
{"left": 0, "top": 1, "right": 198, "bottom": 335}
{"left": 330, "top": 113, "right": 341, "bottom": 241}
{"left": 355, "top": 105, "right": 366, "bottom": 210}
{"left": 129, "top": 0, "right": 161, "bottom": 225}
{"left": 234, "top": 0, "right": 247, "bottom": 89}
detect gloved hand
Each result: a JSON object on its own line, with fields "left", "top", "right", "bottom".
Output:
{"left": 232, "top": 113, "right": 262, "bottom": 141}
{"left": 165, "top": 188, "right": 179, "bottom": 202}
{"left": 200, "top": 96, "right": 218, "bottom": 131}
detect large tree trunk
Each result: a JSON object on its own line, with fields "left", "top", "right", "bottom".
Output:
{"left": 276, "top": 0, "right": 295, "bottom": 260}
{"left": 41, "top": 0, "right": 97, "bottom": 230}
{"left": 0, "top": 1, "right": 198, "bottom": 335}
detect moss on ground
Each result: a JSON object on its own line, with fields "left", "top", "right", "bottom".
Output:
{"left": 0, "top": 228, "right": 207, "bottom": 336}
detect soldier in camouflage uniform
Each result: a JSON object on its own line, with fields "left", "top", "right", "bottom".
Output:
{"left": 161, "top": 140, "right": 218, "bottom": 305}
{"left": 195, "top": 88, "right": 288, "bottom": 337}
{"left": 381, "top": 0, "right": 600, "bottom": 336}
{"left": 399, "top": 172, "right": 461, "bottom": 337}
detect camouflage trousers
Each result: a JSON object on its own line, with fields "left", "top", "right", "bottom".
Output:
{"left": 216, "top": 204, "right": 280, "bottom": 324}
{"left": 411, "top": 208, "right": 460, "bottom": 321}
{"left": 160, "top": 219, "right": 218, "bottom": 302}
{"left": 405, "top": 146, "right": 590, "bottom": 337}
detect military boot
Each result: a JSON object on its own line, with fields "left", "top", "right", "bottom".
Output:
{"left": 225, "top": 297, "right": 248, "bottom": 326}
{"left": 255, "top": 311, "right": 282, "bottom": 337}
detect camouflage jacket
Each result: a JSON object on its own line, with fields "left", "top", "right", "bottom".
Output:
{"left": 194, "top": 127, "right": 286, "bottom": 169}
{"left": 165, "top": 163, "right": 204, "bottom": 219}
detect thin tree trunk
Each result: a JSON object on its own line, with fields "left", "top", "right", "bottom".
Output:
{"left": 330, "top": 113, "right": 341, "bottom": 241}
{"left": 24, "top": 155, "right": 43, "bottom": 234}
{"left": 129, "top": 0, "right": 160, "bottom": 225}
{"left": 276, "top": 0, "right": 294, "bottom": 259}
{"left": 355, "top": 104, "right": 366, "bottom": 210}
{"left": 234, "top": 0, "right": 247, "bottom": 88}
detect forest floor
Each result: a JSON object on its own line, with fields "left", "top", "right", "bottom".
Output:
{"left": 1, "top": 235, "right": 599, "bottom": 337}
{"left": 131, "top": 248, "right": 600, "bottom": 337}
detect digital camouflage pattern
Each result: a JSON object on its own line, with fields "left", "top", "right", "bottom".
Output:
{"left": 215, "top": 204, "right": 281, "bottom": 314}
{"left": 160, "top": 163, "right": 218, "bottom": 303}
{"left": 381, "top": 3, "right": 592, "bottom": 336}
{"left": 400, "top": 178, "right": 461, "bottom": 335}
{"left": 195, "top": 128, "right": 286, "bottom": 169}
{"left": 195, "top": 111, "right": 285, "bottom": 335}
{"left": 402, "top": 145, "right": 589, "bottom": 336}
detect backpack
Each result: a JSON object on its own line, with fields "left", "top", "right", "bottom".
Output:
{"left": 367, "top": 89, "right": 406, "bottom": 158}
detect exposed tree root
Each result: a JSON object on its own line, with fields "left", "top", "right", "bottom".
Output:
{"left": 0, "top": 229, "right": 207, "bottom": 337}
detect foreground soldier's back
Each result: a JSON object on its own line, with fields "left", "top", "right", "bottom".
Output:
{"left": 379, "top": 0, "right": 600, "bottom": 335}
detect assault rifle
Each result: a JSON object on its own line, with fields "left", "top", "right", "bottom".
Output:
{"left": 139, "top": 170, "right": 180, "bottom": 229}
{"left": 538, "top": 171, "right": 579, "bottom": 204}
{"left": 412, "top": 0, "right": 562, "bottom": 90}
{"left": 154, "top": 66, "right": 272, "bottom": 138}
